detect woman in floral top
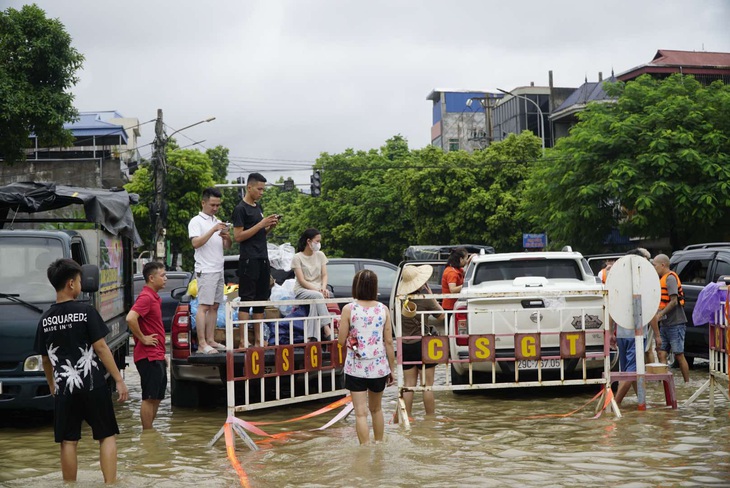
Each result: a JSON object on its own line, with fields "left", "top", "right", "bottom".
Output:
{"left": 337, "top": 269, "right": 396, "bottom": 445}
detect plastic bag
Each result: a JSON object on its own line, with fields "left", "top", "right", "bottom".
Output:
{"left": 693, "top": 282, "right": 725, "bottom": 326}
{"left": 268, "top": 306, "right": 306, "bottom": 345}
{"left": 268, "top": 242, "right": 295, "bottom": 271}
{"left": 270, "top": 279, "right": 296, "bottom": 315}
{"left": 191, "top": 296, "right": 236, "bottom": 330}
{"left": 187, "top": 279, "right": 198, "bottom": 298}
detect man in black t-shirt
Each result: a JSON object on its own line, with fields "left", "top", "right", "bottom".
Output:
{"left": 34, "top": 258, "right": 129, "bottom": 484}
{"left": 232, "top": 172, "right": 279, "bottom": 347}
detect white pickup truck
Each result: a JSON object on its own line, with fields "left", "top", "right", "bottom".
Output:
{"left": 448, "top": 251, "right": 612, "bottom": 384}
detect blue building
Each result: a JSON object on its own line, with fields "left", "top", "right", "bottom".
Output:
{"left": 427, "top": 89, "right": 503, "bottom": 153}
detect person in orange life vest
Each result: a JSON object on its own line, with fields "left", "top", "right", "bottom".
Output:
{"left": 652, "top": 253, "right": 690, "bottom": 382}
{"left": 441, "top": 247, "right": 469, "bottom": 311}
{"left": 126, "top": 261, "right": 168, "bottom": 430}
{"left": 599, "top": 258, "right": 617, "bottom": 283}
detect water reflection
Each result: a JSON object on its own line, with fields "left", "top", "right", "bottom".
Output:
{"left": 1, "top": 361, "right": 729, "bottom": 487}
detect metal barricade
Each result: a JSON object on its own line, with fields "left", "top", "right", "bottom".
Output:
{"left": 685, "top": 298, "right": 730, "bottom": 411}
{"left": 393, "top": 289, "right": 615, "bottom": 426}
{"left": 222, "top": 297, "right": 351, "bottom": 414}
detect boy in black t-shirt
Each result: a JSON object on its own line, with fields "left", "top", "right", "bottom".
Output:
{"left": 34, "top": 258, "right": 129, "bottom": 484}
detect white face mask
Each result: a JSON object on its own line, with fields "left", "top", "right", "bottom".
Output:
{"left": 310, "top": 242, "right": 321, "bottom": 252}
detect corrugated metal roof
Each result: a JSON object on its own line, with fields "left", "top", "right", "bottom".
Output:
{"left": 651, "top": 49, "right": 730, "bottom": 68}
{"left": 617, "top": 49, "right": 730, "bottom": 80}
{"left": 63, "top": 112, "right": 128, "bottom": 143}
{"left": 551, "top": 76, "right": 617, "bottom": 119}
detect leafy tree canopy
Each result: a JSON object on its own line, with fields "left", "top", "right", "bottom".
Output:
{"left": 523, "top": 74, "right": 730, "bottom": 252}
{"left": 0, "top": 4, "right": 84, "bottom": 163}
{"left": 258, "top": 132, "right": 541, "bottom": 263}
{"left": 125, "top": 148, "right": 215, "bottom": 271}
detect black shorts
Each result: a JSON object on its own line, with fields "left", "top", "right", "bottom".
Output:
{"left": 401, "top": 341, "right": 437, "bottom": 370}
{"left": 54, "top": 387, "right": 119, "bottom": 443}
{"left": 136, "top": 359, "right": 167, "bottom": 400}
{"left": 345, "top": 374, "right": 388, "bottom": 393}
{"left": 238, "top": 258, "right": 271, "bottom": 314}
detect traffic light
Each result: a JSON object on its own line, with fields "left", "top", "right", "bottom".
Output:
{"left": 310, "top": 170, "right": 321, "bottom": 197}
{"left": 237, "top": 176, "right": 244, "bottom": 200}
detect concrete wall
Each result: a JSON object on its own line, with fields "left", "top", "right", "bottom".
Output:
{"left": 0, "top": 158, "right": 124, "bottom": 188}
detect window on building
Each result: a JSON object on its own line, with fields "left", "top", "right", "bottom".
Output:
{"left": 448, "top": 139, "right": 460, "bottom": 151}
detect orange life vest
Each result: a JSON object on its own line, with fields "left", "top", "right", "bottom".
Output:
{"left": 659, "top": 271, "right": 685, "bottom": 309}
{"left": 600, "top": 268, "right": 608, "bottom": 284}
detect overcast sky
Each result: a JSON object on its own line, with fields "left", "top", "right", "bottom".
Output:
{"left": 8, "top": 0, "right": 730, "bottom": 183}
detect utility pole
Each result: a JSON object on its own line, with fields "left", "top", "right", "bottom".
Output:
{"left": 149, "top": 110, "right": 215, "bottom": 267}
{"left": 151, "top": 108, "right": 168, "bottom": 264}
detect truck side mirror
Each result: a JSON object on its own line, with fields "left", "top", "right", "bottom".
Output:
{"left": 80, "top": 264, "right": 100, "bottom": 292}
{"left": 170, "top": 286, "right": 188, "bottom": 300}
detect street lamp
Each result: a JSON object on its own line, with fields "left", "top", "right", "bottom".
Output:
{"left": 151, "top": 110, "right": 215, "bottom": 266}
{"left": 497, "top": 88, "right": 546, "bottom": 155}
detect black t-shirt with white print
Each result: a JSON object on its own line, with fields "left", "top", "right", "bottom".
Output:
{"left": 34, "top": 301, "right": 110, "bottom": 395}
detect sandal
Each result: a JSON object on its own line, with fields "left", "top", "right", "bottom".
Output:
{"left": 209, "top": 341, "right": 226, "bottom": 351}
{"left": 198, "top": 344, "right": 217, "bottom": 354}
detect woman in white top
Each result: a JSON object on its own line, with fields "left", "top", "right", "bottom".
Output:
{"left": 291, "top": 228, "right": 333, "bottom": 340}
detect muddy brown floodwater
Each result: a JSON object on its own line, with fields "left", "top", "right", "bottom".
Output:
{"left": 1, "top": 359, "right": 729, "bottom": 487}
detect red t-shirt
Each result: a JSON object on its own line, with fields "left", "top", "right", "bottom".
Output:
{"left": 441, "top": 266, "right": 464, "bottom": 310}
{"left": 131, "top": 286, "right": 166, "bottom": 362}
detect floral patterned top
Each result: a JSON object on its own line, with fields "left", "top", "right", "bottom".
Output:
{"left": 344, "top": 302, "right": 390, "bottom": 379}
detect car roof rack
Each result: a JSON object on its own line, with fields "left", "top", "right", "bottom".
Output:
{"left": 683, "top": 242, "right": 730, "bottom": 250}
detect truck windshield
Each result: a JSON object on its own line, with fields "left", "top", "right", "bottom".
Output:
{"left": 473, "top": 259, "right": 582, "bottom": 284}
{"left": 0, "top": 237, "right": 64, "bottom": 302}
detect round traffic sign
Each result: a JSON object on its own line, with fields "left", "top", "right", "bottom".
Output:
{"left": 605, "top": 255, "right": 661, "bottom": 329}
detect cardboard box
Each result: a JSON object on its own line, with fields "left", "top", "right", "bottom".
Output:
{"left": 214, "top": 327, "right": 238, "bottom": 344}
{"left": 646, "top": 363, "right": 669, "bottom": 374}
{"left": 264, "top": 306, "right": 281, "bottom": 320}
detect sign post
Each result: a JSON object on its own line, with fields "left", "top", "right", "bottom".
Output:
{"left": 606, "top": 255, "right": 661, "bottom": 410}
{"left": 523, "top": 233, "right": 547, "bottom": 250}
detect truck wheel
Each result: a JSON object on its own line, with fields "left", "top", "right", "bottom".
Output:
{"left": 170, "top": 374, "right": 201, "bottom": 408}
{"left": 450, "top": 365, "right": 468, "bottom": 395}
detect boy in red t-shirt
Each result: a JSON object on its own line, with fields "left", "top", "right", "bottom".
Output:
{"left": 126, "top": 261, "right": 167, "bottom": 429}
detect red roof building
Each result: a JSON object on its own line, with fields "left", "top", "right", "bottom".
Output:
{"left": 617, "top": 49, "right": 730, "bottom": 85}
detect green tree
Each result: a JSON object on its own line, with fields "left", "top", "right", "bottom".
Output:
{"left": 523, "top": 74, "right": 730, "bottom": 252}
{"left": 399, "top": 132, "right": 540, "bottom": 253}
{"left": 206, "top": 145, "right": 230, "bottom": 183}
{"left": 0, "top": 5, "right": 84, "bottom": 163}
{"left": 125, "top": 148, "right": 216, "bottom": 270}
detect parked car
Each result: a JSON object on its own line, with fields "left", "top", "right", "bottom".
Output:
{"left": 669, "top": 243, "right": 730, "bottom": 365}
{"left": 326, "top": 258, "right": 398, "bottom": 305}
{"left": 447, "top": 251, "right": 611, "bottom": 384}
{"left": 133, "top": 271, "right": 192, "bottom": 332}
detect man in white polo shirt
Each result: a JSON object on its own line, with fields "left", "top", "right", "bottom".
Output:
{"left": 188, "top": 187, "right": 232, "bottom": 354}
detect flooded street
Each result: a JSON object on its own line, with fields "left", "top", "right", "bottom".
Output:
{"left": 1, "top": 359, "right": 729, "bottom": 487}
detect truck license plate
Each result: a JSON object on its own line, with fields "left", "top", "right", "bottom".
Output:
{"left": 517, "top": 359, "right": 561, "bottom": 369}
